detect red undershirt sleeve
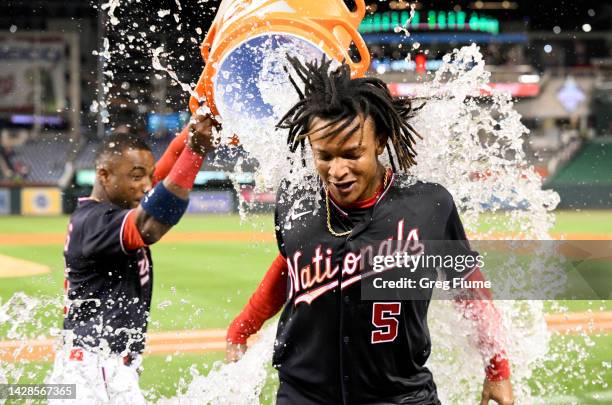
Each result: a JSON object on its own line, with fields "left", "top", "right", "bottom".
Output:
{"left": 227, "top": 253, "right": 289, "bottom": 345}
{"left": 152, "top": 125, "right": 189, "bottom": 186}
{"left": 454, "top": 268, "right": 511, "bottom": 381}
{"left": 122, "top": 210, "right": 147, "bottom": 251}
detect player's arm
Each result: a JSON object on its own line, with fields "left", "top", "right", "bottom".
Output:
{"left": 134, "top": 114, "right": 217, "bottom": 245}
{"left": 453, "top": 269, "right": 514, "bottom": 405}
{"left": 152, "top": 125, "right": 190, "bottom": 186}
{"left": 226, "top": 253, "right": 288, "bottom": 361}
{"left": 442, "top": 191, "right": 513, "bottom": 405}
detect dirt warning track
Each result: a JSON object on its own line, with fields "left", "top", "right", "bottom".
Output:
{"left": 0, "top": 254, "right": 50, "bottom": 277}
{"left": 0, "top": 231, "right": 276, "bottom": 246}
{"left": 0, "top": 231, "right": 609, "bottom": 246}
{"left": 0, "top": 312, "right": 610, "bottom": 363}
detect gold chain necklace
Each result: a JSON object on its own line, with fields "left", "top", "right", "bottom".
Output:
{"left": 325, "top": 168, "right": 390, "bottom": 237}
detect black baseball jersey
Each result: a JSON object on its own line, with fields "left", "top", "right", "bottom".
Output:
{"left": 273, "top": 173, "right": 477, "bottom": 404}
{"left": 63, "top": 198, "right": 153, "bottom": 354}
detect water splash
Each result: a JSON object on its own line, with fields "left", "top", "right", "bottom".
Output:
{"left": 196, "top": 42, "right": 569, "bottom": 405}
{"left": 393, "top": 2, "right": 417, "bottom": 37}
{"left": 151, "top": 46, "right": 201, "bottom": 101}
{"left": 0, "top": 293, "right": 63, "bottom": 388}
{"left": 395, "top": 46, "right": 561, "bottom": 401}
{"left": 158, "top": 325, "right": 277, "bottom": 405}
{"left": 1, "top": 4, "right": 607, "bottom": 404}
{"left": 101, "top": 0, "right": 122, "bottom": 26}
{"left": 407, "top": 44, "right": 559, "bottom": 239}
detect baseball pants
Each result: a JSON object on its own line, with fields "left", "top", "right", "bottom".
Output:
{"left": 47, "top": 346, "right": 145, "bottom": 405}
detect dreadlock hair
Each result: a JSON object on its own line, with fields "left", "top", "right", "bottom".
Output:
{"left": 95, "top": 132, "right": 151, "bottom": 168}
{"left": 277, "top": 56, "right": 423, "bottom": 171}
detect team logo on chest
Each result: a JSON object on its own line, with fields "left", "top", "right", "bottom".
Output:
{"left": 287, "top": 219, "right": 421, "bottom": 305}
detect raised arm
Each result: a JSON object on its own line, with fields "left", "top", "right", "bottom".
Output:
{"left": 152, "top": 125, "right": 189, "bottom": 186}
{"left": 119, "top": 114, "right": 218, "bottom": 249}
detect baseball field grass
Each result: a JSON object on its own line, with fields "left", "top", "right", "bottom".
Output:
{"left": 0, "top": 211, "right": 610, "bottom": 404}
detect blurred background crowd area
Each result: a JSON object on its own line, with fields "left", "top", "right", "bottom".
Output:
{"left": 0, "top": 0, "right": 610, "bottom": 214}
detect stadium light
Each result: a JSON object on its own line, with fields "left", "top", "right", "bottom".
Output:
{"left": 469, "top": 1, "right": 518, "bottom": 10}
{"left": 359, "top": 10, "right": 499, "bottom": 35}
{"left": 519, "top": 74, "right": 540, "bottom": 84}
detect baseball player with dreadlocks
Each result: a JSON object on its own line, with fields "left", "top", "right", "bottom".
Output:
{"left": 226, "top": 57, "right": 514, "bottom": 405}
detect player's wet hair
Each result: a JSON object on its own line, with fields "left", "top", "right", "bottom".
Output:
{"left": 277, "top": 56, "right": 423, "bottom": 171}
{"left": 95, "top": 132, "right": 152, "bottom": 167}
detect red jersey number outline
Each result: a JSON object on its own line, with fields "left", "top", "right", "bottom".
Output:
{"left": 371, "top": 302, "right": 401, "bottom": 344}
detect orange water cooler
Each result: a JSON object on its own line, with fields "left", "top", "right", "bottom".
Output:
{"left": 188, "top": 0, "right": 371, "bottom": 132}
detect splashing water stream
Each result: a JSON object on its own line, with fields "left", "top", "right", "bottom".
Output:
{"left": 0, "top": 3, "right": 607, "bottom": 404}
{"left": 199, "top": 43, "right": 561, "bottom": 404}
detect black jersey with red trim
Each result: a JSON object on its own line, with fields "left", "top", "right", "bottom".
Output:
{"left": 272, "top": 173, "right": 477, "bottom": 404}
{"left": 63, "top": 198, "right": 153, "bottom": 354}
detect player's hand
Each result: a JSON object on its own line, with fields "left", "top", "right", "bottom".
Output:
{"left": 480, "top": 378, "right": 514, "bottom": 405}
{"left": 225, "top": 342, "right": 247, "bottom": 363}
{"left": 188, "top": 113, "right": 221, "bottom": 156}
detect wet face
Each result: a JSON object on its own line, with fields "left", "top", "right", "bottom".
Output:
{"left": 97, "top": 148, "right": 155, "bottom": 209}
{"left": 308, "top": 114, "right": 386, "bottom": 206}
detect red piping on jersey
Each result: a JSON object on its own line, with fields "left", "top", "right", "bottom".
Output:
{"left": 375, "top": 171, "right": 395, "bottom": 207}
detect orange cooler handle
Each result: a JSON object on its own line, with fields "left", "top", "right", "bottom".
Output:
{"left": 317, "top": 17, "right": 370, "bottom": 76}
{"left": 201, "top": 23, "right": 218, "bottom": 61}
{"left": 346, "top": 0, "right": 367, "bottom": 28}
